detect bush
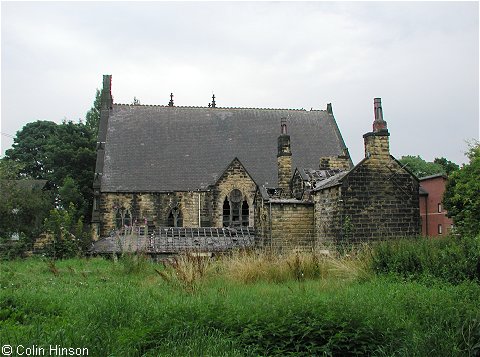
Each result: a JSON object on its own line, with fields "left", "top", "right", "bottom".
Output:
{"left": 371, "top": 235, "right": 480, "bottom": 283}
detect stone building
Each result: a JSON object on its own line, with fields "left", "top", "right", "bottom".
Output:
{"left": 255, "top": 98, "right": 420, "bottom": 249}
{"left": 91, "top": 75, "right": 419, "bottom": 253}
{"left": 91, "top": 75, "right": 350, "bottom": 244}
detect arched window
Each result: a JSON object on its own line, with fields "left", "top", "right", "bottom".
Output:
{"left": 222, "top": 199, "right": 230, "bottom": 227}
{"left": 124, "top": 210, "right": 132, "bottom": 227}
{"left": 115, "top": 210, "right": 123, "bottom": 229}
{"left": 241, "top": 200, "right": 249, "bottom": 227}
{"left": 167, "top": 206, "right": 183, "bottom": 227}
{"left": 114, "top": 208, "right": 132, "bottom": 229}
{"left": 223, "top": 189, "right": 250, "bottom": 227}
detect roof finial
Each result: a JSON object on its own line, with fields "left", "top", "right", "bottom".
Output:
{"left": 211, "top": 94, "right": 216, "bottom": 108}
{"left": 168, "top": 93, "right": 174, "bottom": 107}
{"left": 280, "top": 117, "right": 287, "bottom": 135}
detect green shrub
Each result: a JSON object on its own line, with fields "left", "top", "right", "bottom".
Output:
{"left": 371, "top": 235, "right": 480, "bottom": 283}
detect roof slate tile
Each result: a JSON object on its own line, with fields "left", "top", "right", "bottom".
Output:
{"left": 101, "top": 105, "right": 348, "bottom": 192}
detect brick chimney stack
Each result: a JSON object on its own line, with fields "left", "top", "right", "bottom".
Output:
{"left": 277, "top": 118, "right": 292, "bottom": 193}
{"left": 363, "top": 98, "right": 390, "bottom": 160}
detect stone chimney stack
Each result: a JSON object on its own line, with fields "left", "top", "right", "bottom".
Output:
{"left": 363, "top": 98, "right": 390, "bottom": 160}
{"left": 98, "top": 75, "right": 113, "bottom": 143}
{"left": 92, "top": 75, "right": 113, "bottom": 229}
{"left": 277, "top": 118, "right": 292, "bottom": 193}
{"left": 101, "top": 75, "right": 113, "bottom": 110}
{"left": 326, "top": 103, "right": 333, "bottom": 115}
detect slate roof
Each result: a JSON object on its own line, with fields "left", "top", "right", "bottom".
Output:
{"left": 298, "top": 168, "right": 345, "bottom": 184}
{"left": 101, "top": 104, "right": 349, "bottom": 192}
{"left": 419, "top": 173, "right": 447, "bottom": 181}
{"left": 312, "top": 171, "right": 349, "bottom": 191}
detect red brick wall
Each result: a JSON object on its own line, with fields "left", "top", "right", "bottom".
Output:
{"left": 419, "top": 176, "right": 453, "bottom": 236}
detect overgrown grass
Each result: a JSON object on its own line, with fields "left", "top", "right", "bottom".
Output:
{"left": 371, "top": 234, "right": 480, "bottom": 284}
{"left": 1, "top": 236, "right": 479, "bottom": 356}
{"left": 216, "top": 248, "right": 372, "bottom": 284}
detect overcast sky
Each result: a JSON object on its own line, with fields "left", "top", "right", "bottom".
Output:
{"left": 1, "top": 1, "right": 478, "bottom": 165}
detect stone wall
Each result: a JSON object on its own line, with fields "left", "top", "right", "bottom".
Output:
{"left": 261, "top": 200, "right": 315, "bottom": 251}
{"left": 329, "top": 157, "right": 419, "bottom": 244}
{"left": 94, "top": 159, "right": 257, "bottom": 238}
{"left": 319, "top": 155, "right": 351, "bottom": 170}
{"left": 314, "top": 186, "right": 343, "bottom": 245}
{"left": 211, "top": 158, "right": 257, "bottom": 227}
{"left": 277, "top": 155, "right": 292, "bottom": 194}
{"left": 254, "top": 194, "right": 269, "bottom": 247}
{"left": 96, "top": 191, "right": 210, "bottom": 237}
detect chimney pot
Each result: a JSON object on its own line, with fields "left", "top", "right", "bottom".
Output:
{"left": 327, "top": 103, "right": 333, "bottom": 115}
{"left": 372, "top": 97, "right": 387, "bottom": 132}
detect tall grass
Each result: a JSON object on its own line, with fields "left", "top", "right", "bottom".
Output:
{"left": 217, "top": 248, "right": 371, "bottom": 284}
{"left": 371, "top": 234, "right": 480, "bottom": 283}
{"left": 1, "top": 237, "right": 479, "bottom": 356}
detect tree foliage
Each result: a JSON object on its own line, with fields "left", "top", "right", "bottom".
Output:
{"left": 0, "top": 85, "right": 102, "bottom": 258}
{"left": 85, "top": 89, "right": 101, "bottom": 139}
{"left": 4, "top": 121, "right": 58, "bottom": 179}
{"left": 434, "top": 157, "right": 460, "bottom": 176}
{"left": 443, "top": 143, "right": 480, "bottom": 236}
{"left": 3, "top": 120, "right": 96, "bottom": 219}
{"left": 0, "top": 162, "right": 53, "bottom": 258}
{"left": 399, "top": 155, "right": 446, "bottom": 178}
{"left": 43, "top": 204, "right": 88, "bottom": 259}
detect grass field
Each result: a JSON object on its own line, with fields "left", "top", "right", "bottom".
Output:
{"left": 1, "top": 236, "right": 479, "bottom": 356}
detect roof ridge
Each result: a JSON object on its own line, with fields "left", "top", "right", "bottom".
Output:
{"left": 113, "top": 103, "right": 313, "bottom": 111}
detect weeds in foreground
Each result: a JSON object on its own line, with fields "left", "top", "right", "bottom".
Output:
{"left": 218, "top": 248, "right": 372, "bottom": 284}
{"left": 117, "top": 252, "right": 151, "bottom": 274}
{"left": 155, "top": 253, "right": 211, "bottom": 292}
{"left": 1, "top": 240, "right": 480, "bottom": 357}
{"left": 45, "top": 259, "right": 59, "bottom": 276}
{"left": 150, "top": 248, "right": 372, "bottom": 292}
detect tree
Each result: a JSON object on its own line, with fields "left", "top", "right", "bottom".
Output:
{"left": 4, "top": 121, "right": 58, "bottom": 179}
{"left": 443, "top": 143, "right": 480, "bottom": 236}
{"left": 0, "top": 161, "right": 53, "bottom": 258}
{"left": 434, "top": 157, "right": 460, "bottom": 176}
{"left": 399, "top": 155, "right": 446, "bottom": 178}
{"left": 3, "top": 120, "right": 96, "bottom": 220}
{"left": 58, "top": 176, "right": 86, "bottom": 220}
{"left": 85, "top": 89, "right": 101, "bottom": 138}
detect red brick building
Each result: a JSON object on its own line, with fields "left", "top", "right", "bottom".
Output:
{"left": 419, "top": 174, "right": 453, "bottom": 236}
